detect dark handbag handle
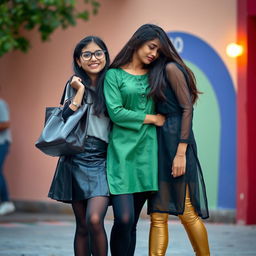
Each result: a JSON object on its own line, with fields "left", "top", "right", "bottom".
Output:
{"left": 59, "top": 76, "right": 75, "bottom": 105}
{"left": 60, "top": 76, "right": 93, "bottom": 106}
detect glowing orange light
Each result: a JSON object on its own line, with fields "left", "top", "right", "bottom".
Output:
{"left": 226, "top": 43, "right": 243, "bottom": 58}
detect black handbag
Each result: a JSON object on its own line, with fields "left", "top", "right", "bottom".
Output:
{"left": 35, "top": 80, "right": 92, "bottom": 157}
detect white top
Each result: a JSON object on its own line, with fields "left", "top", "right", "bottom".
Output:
{"left": 87, "top": 105, "right": 111, "bottom": 143}
{"left": 0, "top": 99, "right": 12, "bottom": 144}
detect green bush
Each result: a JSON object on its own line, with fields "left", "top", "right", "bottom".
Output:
{"left": 0, "top": 0, "right": 100, "bottom": 56}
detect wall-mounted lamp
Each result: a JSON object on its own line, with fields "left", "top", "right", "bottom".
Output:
{"left": 226, "top": 43, "right": 243, "bottom": 58}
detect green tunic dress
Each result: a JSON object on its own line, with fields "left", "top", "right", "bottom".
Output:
{"left": 104, "top": 68, "right": 158, "bottom": 194}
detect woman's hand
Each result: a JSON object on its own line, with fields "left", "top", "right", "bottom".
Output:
{"left": 68, "top": 76, "right": 85, "bottom": 111}
{"left": 70, "top": 76, "right": 84, "bottom": 91}
{"left": 171, "top": 154, "right": 186, "bottom": 178}
{"left": 154, "top": 114, "right": 166, "bottom": 126}
{"left": 144, "top": 114, "right": 166, "bottom": 126}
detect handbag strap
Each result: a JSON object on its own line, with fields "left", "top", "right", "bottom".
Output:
{"left": 60, "top": 75, "right": 78, "bottom": 105}
{"left": 59, "top": 80, "right": 70, "bottom": 105}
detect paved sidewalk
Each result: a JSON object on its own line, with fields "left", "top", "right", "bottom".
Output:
{"left": 0, "top": 212, "right": 256, "bottom": 256}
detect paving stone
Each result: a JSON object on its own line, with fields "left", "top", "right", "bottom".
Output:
{"left": 0, "top": 214, "right": 255, "bottom": 255}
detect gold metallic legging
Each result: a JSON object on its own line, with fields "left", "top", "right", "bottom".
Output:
{"left": 149, "top": 188, "right": 210, "bottom": 256}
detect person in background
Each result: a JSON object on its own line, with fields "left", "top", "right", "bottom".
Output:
{"left": 0, "top": 86, "right": 15, "bottom": 215}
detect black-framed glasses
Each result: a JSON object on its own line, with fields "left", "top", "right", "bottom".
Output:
{"left": 80, "top": 50, "right": 105, "bottom": 61}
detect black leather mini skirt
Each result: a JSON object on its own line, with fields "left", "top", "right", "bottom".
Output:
{"left": 48, "top": 136, "right": 109, "bottom": 203}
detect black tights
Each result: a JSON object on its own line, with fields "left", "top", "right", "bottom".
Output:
{"left": 110, "top": 192, "right": 148, "bottom": 256}
{"left": 72, "top": 196, "right": 109, "bottom": 256}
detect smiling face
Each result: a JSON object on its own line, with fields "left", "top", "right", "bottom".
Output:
{"left": 76, "top": 41, "right": 106, "bottom": 79}
{"left": 135, "top": 38, "right": 161, "bottom": 65}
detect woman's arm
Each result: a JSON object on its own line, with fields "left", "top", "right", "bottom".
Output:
{"left": 0, "top": 121, "right": 10, "bottom": 131}
{"left": 62, "top": 76, "right": 85, "bottom": 120}
{"left": 144, "top": 114, "right": 165, "bottom": 126}
{"left": 104, "top": 70, "right": 165, "bottom": 131}
{"left": 165, "top": 63, "right": 193, "bottom": 177}
{"left": 172, "top": 143, "right": 188, "bottom": 178}
{"left": 68, "top": 76, "right": 85, "bottom": 111}
{"left": 0, "top": 100, "right": 10, "bottom": 131}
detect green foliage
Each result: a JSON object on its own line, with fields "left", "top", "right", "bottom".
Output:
{"left": 0, "top": 0, "right": 101, "bottom": 56}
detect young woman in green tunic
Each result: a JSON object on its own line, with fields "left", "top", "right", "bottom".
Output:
{"left": 103, "top": 26, "right": 166, "bottom": 255}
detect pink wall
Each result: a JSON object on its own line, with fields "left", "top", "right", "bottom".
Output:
{"left": 0, "top": 0, "right": 237, "bottom": 201}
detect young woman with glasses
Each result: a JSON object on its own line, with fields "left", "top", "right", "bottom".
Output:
{"left": 48, "top": 36, "right": 111, "bottom": 256}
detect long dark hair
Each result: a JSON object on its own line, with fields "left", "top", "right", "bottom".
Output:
{"left": 111, "top": 24, "right": 199, "bottom": 104}
{"left": 73, "top": 36, "right": 110, "bottom": 116}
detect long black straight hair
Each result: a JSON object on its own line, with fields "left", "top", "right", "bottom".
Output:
{"left": 111, "top": 24, "right": 199, "bottom": 104}
{"left": 73, "top": 36, "right": 110, "bottom": 116}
